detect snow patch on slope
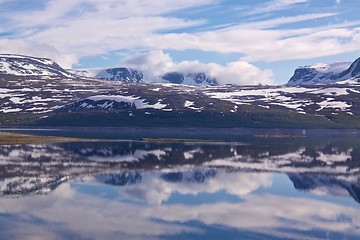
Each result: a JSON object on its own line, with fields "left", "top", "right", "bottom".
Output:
{"left": 64, "top": 95, "right": 168, "bottom": 111}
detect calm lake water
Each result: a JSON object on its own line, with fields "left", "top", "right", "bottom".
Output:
{"left": 0, "top": 129, "right": 360, "bottom": 240}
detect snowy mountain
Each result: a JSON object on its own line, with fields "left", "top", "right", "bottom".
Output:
{"left": 0, "top": 53, "right": 360, "bottom": 128}
{"left": 0, "top": 54, "right": 218, "bottom": 85}
{"left": 0, "top": 54, "right": 74, "bottom": 79}
{"left": 96, "top": 67, "right": 144, "bottom": 82}
{"left": 71, "top": 67, "right": 144, "bottom": 82}
{"left": 288, "top": 57, "right": 360, "bottom": 85}
{"left": 71, "top": 67, "right": 218, "bottom": 85}
{"left": 1, "top": 69, "right": 359, "bottom": 128}
{"left": 161, "top": 72, "right": 218, "bottom": 85}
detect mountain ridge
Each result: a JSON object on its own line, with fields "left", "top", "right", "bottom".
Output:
{"left": 288, "top": 57, "right": 360, "bottom": 85}
{"left": 0, "top": 54, "right": 75, "bottom": 79}
{"left": 2, "top": 53, "right": 360, "bottom": 86}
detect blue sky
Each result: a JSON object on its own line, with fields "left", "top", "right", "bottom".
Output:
{"left": 0, "top": 0, "right": 360, "bottom": 84}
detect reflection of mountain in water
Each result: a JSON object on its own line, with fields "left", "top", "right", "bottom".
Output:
{"left": 95, "top": 170, "right": 218, "bottom": 188}
{"left": 161, "top": 170, "right": 217, "bottom": 183}
{"left": 0, "top": 144, "right": 104, "bottom": 196}
{"left": 289, "top": 173, "right": 360, "bottom": 204}
{"left": 96, "top": 172, "right": 143, "bottom": 186}
{"left": 0, "top": 137, "right": 359, "bottom": 201}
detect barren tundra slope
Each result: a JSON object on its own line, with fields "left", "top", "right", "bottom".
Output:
{"left": 0, "top": 55, "right": 360, "bottom": 128}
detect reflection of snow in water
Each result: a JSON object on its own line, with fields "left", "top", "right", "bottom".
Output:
{"left": 204, "top": 146, "right": 356, "bottom": 174}
{"left": 183, "top": 148, "right": 203, "bottom": 160}
{"left": 88, "top": 149, "right": 167, "bottom": 162}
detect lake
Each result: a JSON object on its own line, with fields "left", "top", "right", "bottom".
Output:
{"left": 0, "top": 129, "right": 360, "bottom": 240}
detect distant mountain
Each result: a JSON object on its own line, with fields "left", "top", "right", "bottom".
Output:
{"left": 0, "top": 54, "right": 74, "bottom": 79}
{"left": 70, "top": 67, "right": 144, "bottom": 83}
{"left": 161, "top": 72, "right": 218, "bottom": 86}
{"left": 71, "top": 67, "right": 218, "bottom": 85}
{"left": 97, "top": 67, "right": 144, "bottom": 82}
{"left": 0, "top": 54, "right": 218, "bottom": 86}
{"left": 287, "top": 57, "right": 360, "bottom": 85}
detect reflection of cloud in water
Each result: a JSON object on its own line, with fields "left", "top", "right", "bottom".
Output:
{"left": 0, "top": 184, "right": 195, "bottom": 240}
{"left": 116, "top": 171, "right": 273, "bottom": 205}
{"left": 147, "top": 195, "right": 360, "bottom": 238}
{"left": 0, "top": 138, "right": 359, "bottom": 239}
{"left": 0, "top": 180, "right": 360, "bottom": 240}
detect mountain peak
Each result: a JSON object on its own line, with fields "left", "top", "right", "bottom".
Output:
{"left": 0, "top": 54, "right": 73, "bottom": 79}
{"left": 161, "top": 72, "right": 217, "bottom": 85}
{"left": 344, "top": 57, "right": 360, "bottom": 78}
{"left": 95, "top": 67, "right": 144, "bottom": 83}
{"left": 287, "top": 57, "right": 360, "bottom": 86}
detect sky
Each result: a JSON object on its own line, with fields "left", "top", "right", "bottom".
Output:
{"left": 1, "top": 0, "right": 360, "bottom": 84}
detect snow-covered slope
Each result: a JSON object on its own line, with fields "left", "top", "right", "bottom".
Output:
{"left": 288, "top": 57, "right": 360, "bottom": 85}
{"left": 0, "top": 54, "right": 74, "bottom": 79}
{"left": 287, "top": 62, "right": 351, "bottom": 85}
{"left": 61, "top": 95, "right": 168, "bottom": 112}
{"left": 337, "top": 57, "right": 360, "bottom": 80}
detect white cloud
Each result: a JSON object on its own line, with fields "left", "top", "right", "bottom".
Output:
{"left": 0, "top": 0, "right": 359, "bottom": 71}
{"left": 250, "top": 0, "right": 310, "bottom": 14}
{"left": 241, "top": 27, "right": 360, "bottom": 62}
{"left": 0, "top": 39, "right": 77, "bottom": 68}
{"left": 233, "top": 13, "right": 337, "bottom": 30}
{"left": 2, "top": 1, "right": 208, "bottom": 62}
{"left": 267, "top": 0, "right": 310, "bottom": 8}
{"left": 6, "top": 0, "right": 216, "bottom": 27}
{"left": 122, "top": 51, "right": 274, "bottom": 85}
{"left": 138, "top": 18, "right": 360, "bottom": 62}
{"left": 26, "top": 16, "right": 204, "bottom": 57}
{"left": 0, "top": 0, "right": 212, "bottom": 67}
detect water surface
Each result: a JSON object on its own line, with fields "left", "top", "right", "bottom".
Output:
{"left": 0, "top": 134, "right": 359, "bottom": 239}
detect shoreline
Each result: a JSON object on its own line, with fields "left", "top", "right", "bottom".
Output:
{"left": 0, "top": 131, "right": 91, "bottom": 145}
{"left": 1, "top": 126, "right": 359, "bottom": 133}
{"left": 139, "top": 137, "right": 219, "bottom": 142}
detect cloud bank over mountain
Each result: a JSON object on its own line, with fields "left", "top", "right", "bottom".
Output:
{"left": 122, "top": 51, "right": 274, "bottom": 85}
